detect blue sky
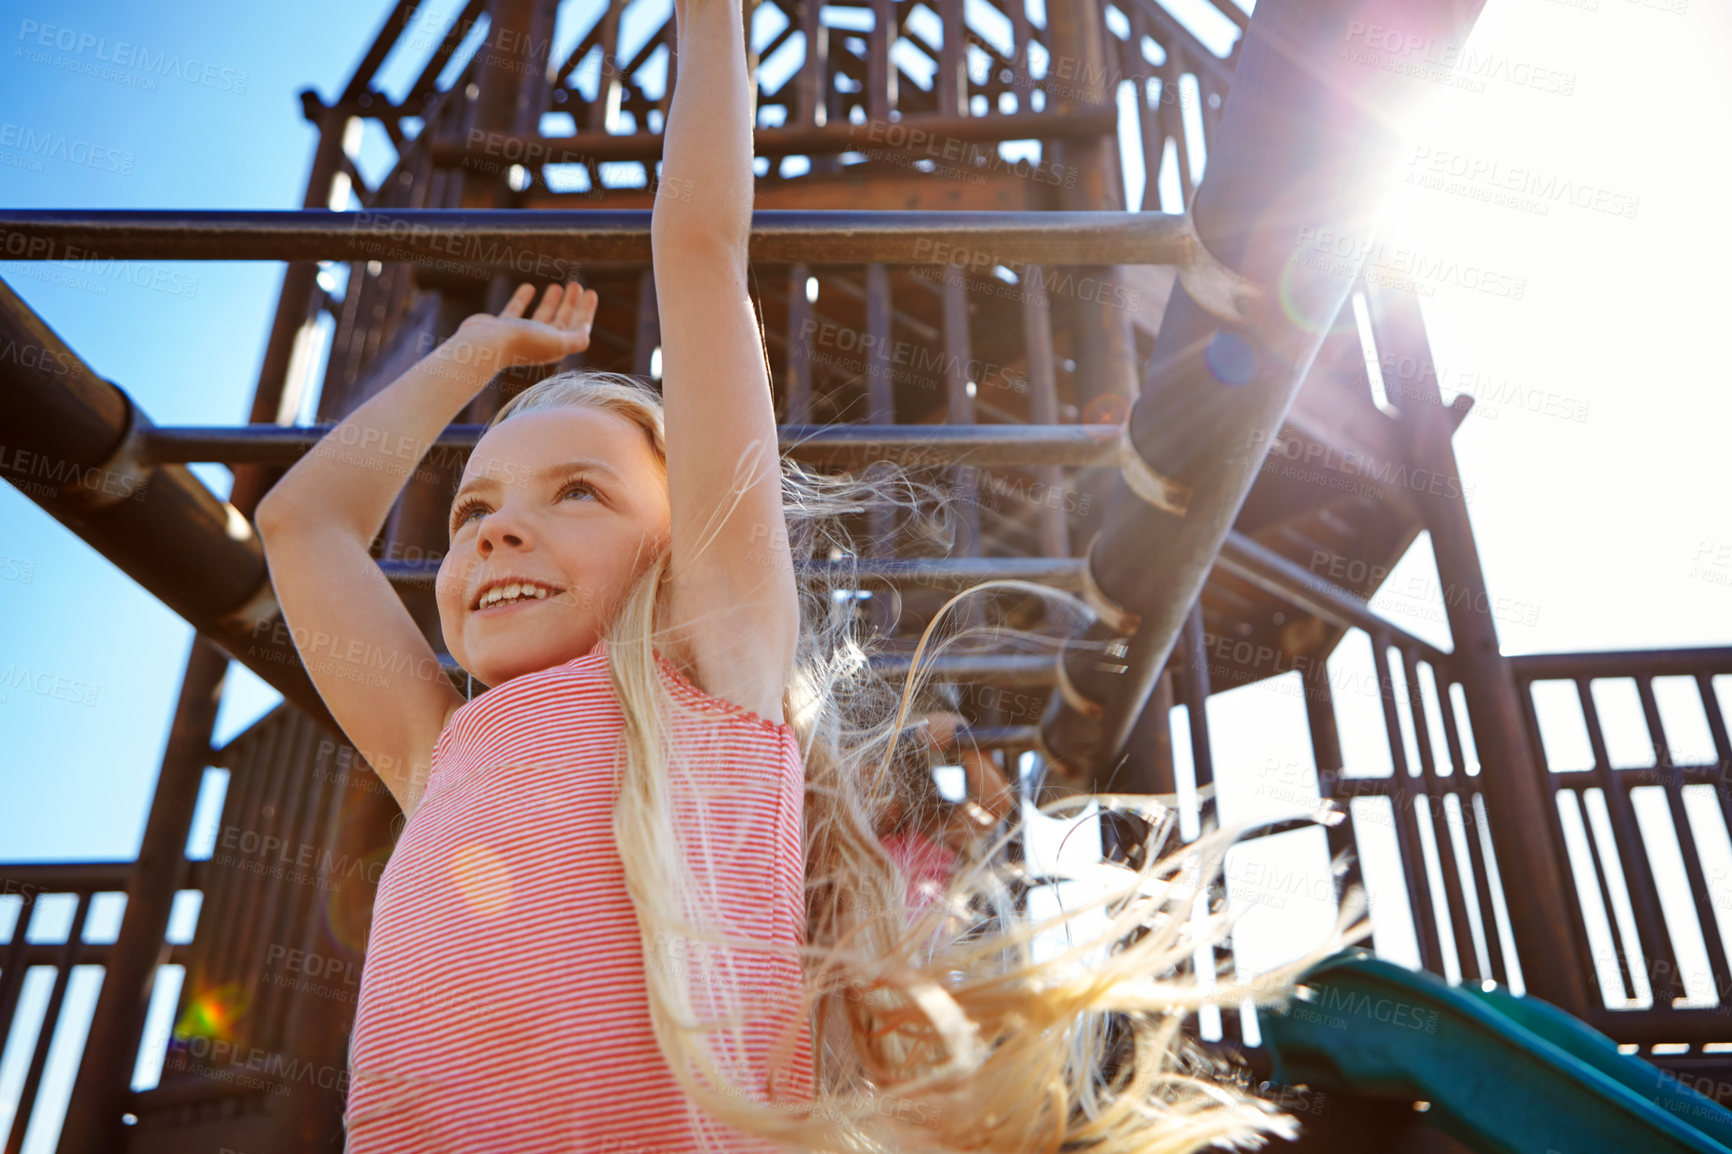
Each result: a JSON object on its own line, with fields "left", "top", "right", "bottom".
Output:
{"left": 1, "top": 0, "right": 1729, "bottom": 1143}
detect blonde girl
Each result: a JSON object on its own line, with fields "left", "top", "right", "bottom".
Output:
{"left": 257, "top": 0, "right": 1357, "bottom": 1149}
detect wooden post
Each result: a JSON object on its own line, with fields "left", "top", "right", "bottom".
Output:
{"left": 1365, "top": 278, "right": 1591, "bottom": 1017}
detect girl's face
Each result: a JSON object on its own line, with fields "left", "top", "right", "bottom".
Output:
{"left": 434, "top": 405, "right": 670, "bottom": 689}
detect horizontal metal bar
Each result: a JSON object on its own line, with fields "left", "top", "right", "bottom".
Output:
{"left": 0, "top": 209, "right": 1199, "bottom": 267}
{"left": 1584, "top": 1007, "right": 1732, "bottom": 1048}
{"left": 0, "top": 859, "right": 208, "bottom": 896}
{"left": 1510, "top": 648, "right": 1732, "bottom": 682}
{"left": 7, "top": 942, "right": 195, "bottom": 969}
{"left": 1541, "top": 762, "right": 1732, "bottom": 789}
{"left": 429, "top": 104, "right": 1120, "bottom": 166}
{"left": 0, "top": 862, "right": 134, "bottom": 892}
{"left": 137, "top": 422, "right": 1124, "bottom": 469}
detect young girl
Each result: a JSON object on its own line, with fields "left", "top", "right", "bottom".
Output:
{"left": 257, "top": 1, "right": 1357, "bottom": 1149}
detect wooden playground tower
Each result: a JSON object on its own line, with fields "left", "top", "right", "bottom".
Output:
{"left": 2, "top": 0, "right": 1731, "bottom": 1149}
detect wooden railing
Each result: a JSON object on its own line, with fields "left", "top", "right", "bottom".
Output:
{"left": 1511, "top": 647, "right": 1732, "bottom": 1055}
{"left": 0, "top": 863, "right": 198, "bottom": 1153}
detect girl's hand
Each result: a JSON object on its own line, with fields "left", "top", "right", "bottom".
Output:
{"left": 456, "top": 281, "right": 600, "bottom": 367}
{"left": 918, "top": 711, "right": 1015, "bottom": 822}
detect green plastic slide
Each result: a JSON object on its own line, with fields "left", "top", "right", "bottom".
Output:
{"left": 1259, "top": 950, "right": 1732, "bottom": 1153}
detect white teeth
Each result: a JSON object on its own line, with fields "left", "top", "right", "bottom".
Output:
{"left": 478, "top": 583, "right": 553, "bottom": 609}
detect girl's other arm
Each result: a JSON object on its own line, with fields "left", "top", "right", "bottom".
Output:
{"left": 254, "top": 284, "right": 597, "bottom": 815}
{"left": 653, "top": 0, "right": 799, "bottom": 723}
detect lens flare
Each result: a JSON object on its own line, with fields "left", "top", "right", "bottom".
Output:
{"left": 451, "top": 842, "right": 515, "bottom": 917}
{"left": 174, "top": 980, "right": 250, "bottom": 1042}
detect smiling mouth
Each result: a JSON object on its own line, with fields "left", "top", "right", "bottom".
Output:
{"left": 472, "top": 584, "right": 567, "bottom": 613}
{"left": 474, "top": 596, "right": 549, "bottom": 616}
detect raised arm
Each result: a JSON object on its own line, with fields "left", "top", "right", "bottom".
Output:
{"left": 254, "top": 283, "right": 598, "bottom": 816}
{"left": 652, "top": 0, "right": 800, "bottom": 723}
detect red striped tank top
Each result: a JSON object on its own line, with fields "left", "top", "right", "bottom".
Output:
{"left": 343, "top": 638, "right": 814, "bottom": 1152}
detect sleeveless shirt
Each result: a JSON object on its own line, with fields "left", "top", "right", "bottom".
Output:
{"left": 343, "top": 638, "right": 814, "bottom": 1152}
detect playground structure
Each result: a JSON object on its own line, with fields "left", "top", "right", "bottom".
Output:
{"left": 2, "top": 0, "right": 1731, "bottom": 1150}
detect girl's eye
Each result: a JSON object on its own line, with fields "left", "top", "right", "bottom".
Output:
{"left": 559, "top": 480, "right": 597, "bottom": 502}
{"left": 450, "top": 498, "right": 488, "bottom": 532}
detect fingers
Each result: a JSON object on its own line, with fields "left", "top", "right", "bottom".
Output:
{"left": 498, "top": 282, "right": 536, "bottom": 319}
{"left": 554, "top": 281, "right": 600, "bottom": 334}
{"left": 553, "top": 281, "right": 580, "bottom": 328}
{"left": 530, "top": 283, "right": 564, "bottom": 325}
{"left": 553, "top": 283, "right": 597, "bottom": 353}
{"left": 498, "top": 281, "right": 600, "bottom": 355}
{"left": 574, "top": 285, "right": 600, "bottom": 332}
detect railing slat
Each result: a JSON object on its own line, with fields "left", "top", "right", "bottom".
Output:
{"left": 1405, "top": 648, "right": 1480, "bottom": 983}
{"left": 1434, "top": 676, "right": 1510, "bottom": 984}
{"left": 1637, "top": 675, "right": 1732, "bottom": 1003}
{"left": 0, "top": 891, "right": 40, "bottom": 1070}
{"left": 5, "top": 892, "right": 91, "bottom": 1154}
{"left": 1575, "top": 675, "right": 1681, "bottom": 1003}
{"left": 1371, "top": 633, "right": 1443, "bottom": 974}
{"left": 1568, "top": 787, "right": 1641, "bottom": 1003}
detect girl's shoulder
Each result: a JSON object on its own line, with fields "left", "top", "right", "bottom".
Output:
{"left": 649, "top": 647, "right": 795, "bottom": 739}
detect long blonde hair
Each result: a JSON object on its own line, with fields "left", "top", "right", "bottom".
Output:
{"left": 482, "top": 369, "right": 1363, "bottom": 1152}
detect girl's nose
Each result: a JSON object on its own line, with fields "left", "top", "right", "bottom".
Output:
{"left": 476, "top": 509, "right": 529, "bottom": 552}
